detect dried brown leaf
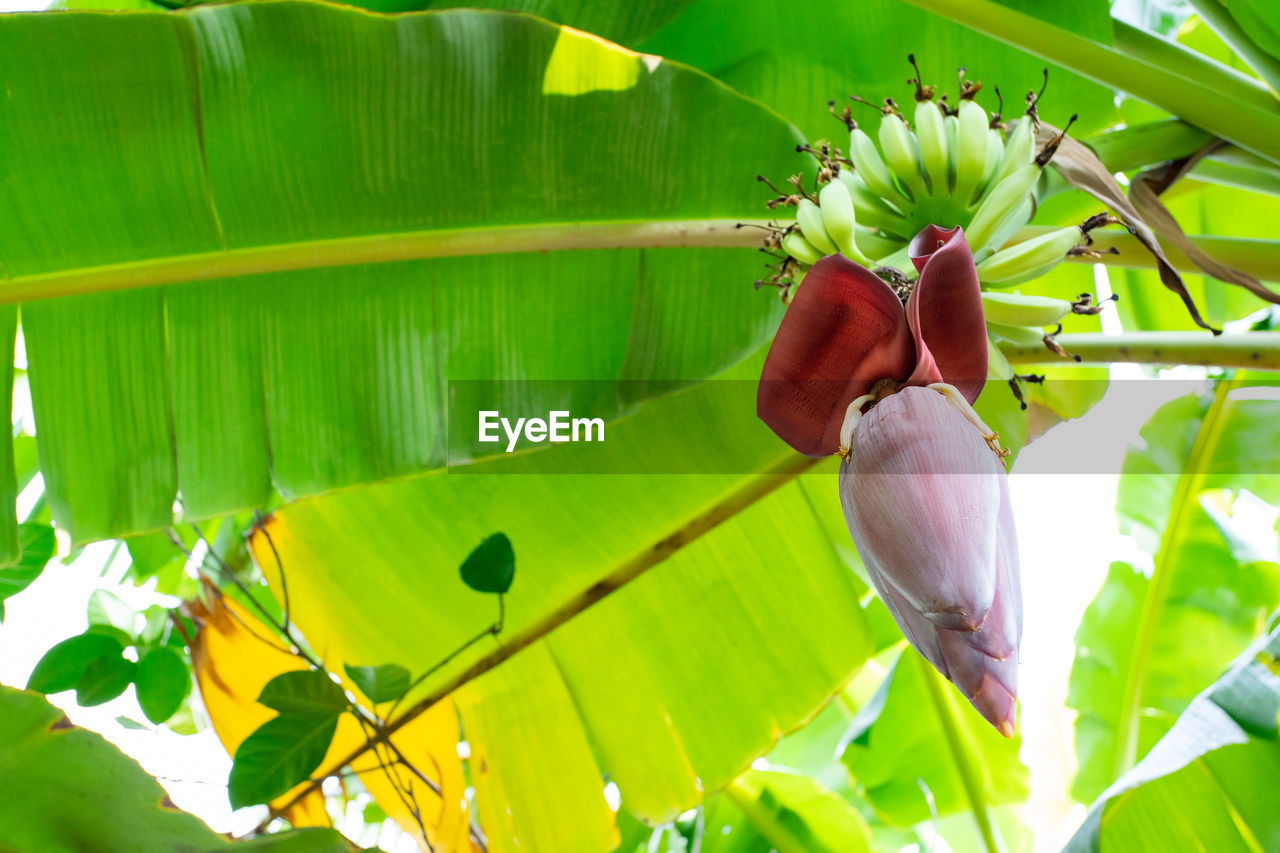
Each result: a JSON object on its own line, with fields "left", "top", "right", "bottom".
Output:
{"left": 1035, "top": 122, "right": 1219, "bottom": 333}
{"left": 1131, "top": 144, "right": 1280, "bottom": 306}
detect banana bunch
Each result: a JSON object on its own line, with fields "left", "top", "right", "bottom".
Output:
{"left": 775, "top": 109, "right": 1050, "bottom": 281}
{"left": 765, "top": 60, "right": 1088, "bottom": 294}
{"left": 760, "top": 59, "right": 1124, "bottom": 384}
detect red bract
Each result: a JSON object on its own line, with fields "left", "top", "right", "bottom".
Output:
{"left": 757, "top": 226, "right": 988, "bottom": 456}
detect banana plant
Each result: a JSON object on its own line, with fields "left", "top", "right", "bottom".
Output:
{"left": 7, "top": 0, "right": 1280, "bottom": 852}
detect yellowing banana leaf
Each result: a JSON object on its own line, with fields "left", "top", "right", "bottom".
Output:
{"left": 189, "top": 592, "right": 476, "bottom": 850}
{"left": 0, "top": 1, "right": 802, "bottom": 546}
{"left": 188, "top": 593, "right": 333, "bottom": 827}
{"left": 243, "top": 355, "right": 876, "bottom": 852}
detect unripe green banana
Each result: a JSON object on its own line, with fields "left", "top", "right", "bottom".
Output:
{"left": 986, "top": 335, "right": 1014, "bottom": 381}
{"left": 817, "top": 179, "right": 869, "bottom": 262}
{"left": 796, "top": 198, "right": 838, "bottom": 255}
{"left": 974, "top": 197, "right": 1034, "bottom": 264}
{"left": 976, "top": 127, "right": 1004, "bottom": 197}
{"left": 944, "top": 113, "right": 960, "bottom": 193}
{"left": 987, "top": 322, "right": 1050, "bottom": 348}
{"left": 976, "top": 225, "right": 1083, "bottom": 284}
{"left": 879, "top": 113, "right": 927, "bottom": 200}
{"left": 854, "top": 228, "right": 905, "bottom": 259}
{"left": 990, "top": 115, "right": 1033, "bottom": 189}
{"left": 953, "top": 99, "right": 990, "bottom": 205}
{"left": 980, "top": 292, "right": 1073, "bottom": 327}
{"left": 782, "top": 229, "right": 823, "bottom": 266}
{"left": 875, "top": 243, "right": 915, "bottom": 277}
{"left": 965, "top": 164, "right": 1040, "bottom": 250}
{"left": 850, "top": 126, "right": 902, "bottom": 200}
{"left": 837, "top": 171, "right": 909, "bottom": 234}
{"left": 915, "top": 101, "right": 949, "bottom": 194}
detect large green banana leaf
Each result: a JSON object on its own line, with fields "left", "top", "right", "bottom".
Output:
{"left": 1068, "top": 381, "right": 1280, "bottom": 802}
{"left": 841, "top": 650, "right": 1028, "bottom": 832}
{"left": 635, "top": 0, "right": 1118, "bottom": 140}
{"left": 1065, "top": 620, "right": 1280, "bottom": 852}
{"left": 0, "top": 683, "right": 357, "bottom": 852}
{"left": 0, "top": 1, "right": 801, "bottom": 548}
{"left": 243, "top": 355, "right": 877, "bottom": 852}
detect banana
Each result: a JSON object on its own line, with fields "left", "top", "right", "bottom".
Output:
{"left": 875, "top": 243, "right": 915, "bottom": 277}
{"left": 915, "top": 100, "right": 949, "bottom": 194}
{"left": 975, "top": 126, "right": 1004, "bottom": 198}
{"left": 854, "top": 228, "right": 905, "bottom": 260}
{"left": 838, "top": 171, "right": 909, "bottom": 234}
{"left": 964, "top": 163, "right": 1040, "bottom": 250}
{"left": 953, "top": 99, "right": 990, "bottom": 205}
{"left": 973, "top": 197, "right": 1033, "bottom": 264}
{"left": 990, "top": 115, "right": 1033, "bottom": 189}
{"left": 850, "top": 126, "right": 902, "bottom": 201}
{"left": 782, "top": 229, "right": 823, "bottom": 266}
{"left": 944, "top": 113, "right": 960, "bottom": 192}
{"left": 879, "top": 113, "right": 927, "bottom": 200}
{"left": 987, "top": 322, "right": 1049, "bottom": 348}
{"left": 976, "top": 225, "right": 1083, "bottom": 284}
{"left": 987, "top": 334, "right": 1014, "bottom": 381}
{"left": 980, "top": 292, "right": 1073, "bottom": 327}
{"left": 796, "top": 198, "right": 838, "bottom": 255}
{"left": 818, "top": 179, "right": 869, "bottom": 262}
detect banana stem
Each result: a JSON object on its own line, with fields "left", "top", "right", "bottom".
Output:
{"left": 1000, "top": 332, "right": 1280, "bottom": 370}
{"left": 1079, "top": 120, "right": 1213, "bottom": 175}
{"left": 1191, "top": 154, "right": 1280, "bottom": 198}
{"left": 892, "top": 0, "right": 1280, "bottom": 164}
{"left": 1184, "top": 0, "right": 1280, "bottom": 97}
{"left": 921, "top": 662, "right": 1005, "bottom": 853}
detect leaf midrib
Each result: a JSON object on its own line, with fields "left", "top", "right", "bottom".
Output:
{"left": 1114, "top": 378, "right": 1238, "bottom": 778}
{"left": 266, "top": 450, "right": 825, "bottom": 819}
{"left": 0, "top": 218, "right": 766, "bottom": 306}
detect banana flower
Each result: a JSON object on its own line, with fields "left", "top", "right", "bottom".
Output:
{"left": 757, "top": 226, "right": 1021, "bottom": 735}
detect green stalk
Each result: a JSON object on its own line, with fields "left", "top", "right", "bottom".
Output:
{"left": 1049, "top": 124, "right": 1280, "bottom": 199}
{"left": 1000, "top": 332, "right": 1280, "bottom": 370}
{"left": 1111, "top": 21, "right": 1279, "bottom": 115}
{"left": 1080, "top": 120, "right": 1213, "bottom": 174}
{"left": 0, "top": 218, "right": 765, "bottom": 306}
{"left": 1113, "top": 378, "right": 1236, "bottom": 778}
{"left": 1192, "top": 151, "right": 1280, "bottom": 197}
{"left": 920, "top": 663, "right": 1003, "bottom": 853}
{"left": 725, "top": 779, "right": 807, "bottom": 853}
{"left": 893, "top": 0, "right": 1280, "bottom": 164}
{"left": 1185, "top": 0, "right": 1280, "bottom": 97}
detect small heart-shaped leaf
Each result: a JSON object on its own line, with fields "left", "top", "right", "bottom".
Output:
{"left": 459, "top": 533, "right": 515, "bottom": 594}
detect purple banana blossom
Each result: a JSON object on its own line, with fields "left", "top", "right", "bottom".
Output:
{"left": 758, "top": 226, "right": 1022, "bottom": 735}
{"left": 840, "top": 386, "right": 1021, "bottom": 735}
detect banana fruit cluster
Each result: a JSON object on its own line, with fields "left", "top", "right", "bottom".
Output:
{"left": 762, "top": 61, "right": 1117, "bottom": 379}
{"left": 776, "top": 96, "right": 1079, "bottom": 283}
